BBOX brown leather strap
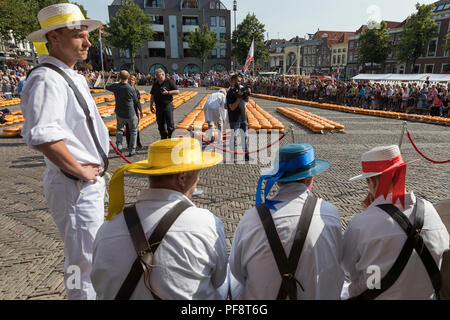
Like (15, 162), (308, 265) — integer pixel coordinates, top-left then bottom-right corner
(115, 201), (192, 300)
(256, 194), (317, 300)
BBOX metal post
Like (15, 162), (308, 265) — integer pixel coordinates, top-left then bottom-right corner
(398, 121), (407, 149)
(289, 124), (295, 143)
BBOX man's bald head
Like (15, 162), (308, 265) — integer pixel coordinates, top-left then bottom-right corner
(119, 70), (130, 82)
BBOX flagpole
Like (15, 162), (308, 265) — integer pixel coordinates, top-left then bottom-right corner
(99, 28), (105, 90)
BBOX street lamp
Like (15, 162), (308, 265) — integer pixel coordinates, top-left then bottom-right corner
(233, 0), (237, 33)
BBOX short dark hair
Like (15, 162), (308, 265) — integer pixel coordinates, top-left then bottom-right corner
(230, 74), (240, 82)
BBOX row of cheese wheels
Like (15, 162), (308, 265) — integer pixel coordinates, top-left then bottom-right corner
(106, 91), (198, 135)
(253, 93), (450, 127)
(2, 91), (197, 137)
(90, 89), (105, 94)
(247, 99), (284, 132)
(0, 97), (21, 107)
(177, 95), (211, 131)
(277, 107), (345, 134)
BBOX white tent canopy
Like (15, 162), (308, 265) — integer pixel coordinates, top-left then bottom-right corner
(352, 73), (450, 83)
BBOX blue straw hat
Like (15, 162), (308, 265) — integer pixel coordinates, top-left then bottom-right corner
(255, 143), (330, 209)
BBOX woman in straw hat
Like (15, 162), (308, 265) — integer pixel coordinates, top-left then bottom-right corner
(20, 3), (109, 300)
(341, 145), (449, 300)
(91, 137), (229, 300)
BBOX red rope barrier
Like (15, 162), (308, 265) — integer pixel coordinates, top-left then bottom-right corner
(198, 132), (287, 155)
(109, 141), (132, 164)
(407, 131), (450, 164)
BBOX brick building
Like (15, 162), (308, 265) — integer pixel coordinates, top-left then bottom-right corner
(108, 0), (231, 74)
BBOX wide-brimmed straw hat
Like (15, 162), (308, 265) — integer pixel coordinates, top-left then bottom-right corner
(256, 143), (329, 209)
(26, 3), (102, 43)
(349, 145), (409, 207)
(349, 145), (404, 182)
(107, 137), (223, 220)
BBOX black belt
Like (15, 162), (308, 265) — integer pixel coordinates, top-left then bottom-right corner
(61, 167), (105, 181)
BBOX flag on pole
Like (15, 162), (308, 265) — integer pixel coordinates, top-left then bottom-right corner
(242, 39), (254, 74)
(98, 28), (103, 64)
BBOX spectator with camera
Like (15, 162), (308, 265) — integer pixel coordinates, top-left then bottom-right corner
(226, 74), (251, 162)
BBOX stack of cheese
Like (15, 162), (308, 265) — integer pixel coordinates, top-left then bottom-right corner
(277, 107), (345, 134)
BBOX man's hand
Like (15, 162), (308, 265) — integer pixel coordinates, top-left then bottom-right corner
(162, 88), (169, 95)
(150, 105), (155, 113)
(140, 110), (144, 118)
(79, 164), (99, 183)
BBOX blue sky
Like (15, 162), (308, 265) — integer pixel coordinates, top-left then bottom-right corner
(75, 0), (437, 40)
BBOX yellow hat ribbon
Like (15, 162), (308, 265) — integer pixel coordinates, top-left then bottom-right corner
(106, 162), (146, 221)
(33, 42), (49, 56)
(40, 11), (86, 29)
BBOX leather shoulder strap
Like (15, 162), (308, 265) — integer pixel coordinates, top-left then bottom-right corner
(353, 199), (441, 300)
(256, 194), (317, 300)
(115, 201), (192, 300)
(28, 63), (109, 172)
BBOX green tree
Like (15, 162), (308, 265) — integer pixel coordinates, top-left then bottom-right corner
(105, 0), (154, 72)
(0, 0), (73, 41)
(358, 21), (390, 72)
(231, 13), (269, 67)
(187, 25), (218, 72)
(397, 3), (438, 70)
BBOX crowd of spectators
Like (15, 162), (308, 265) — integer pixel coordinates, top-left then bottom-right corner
(82, 69), (450, 118)
(0, 68), (27, 99)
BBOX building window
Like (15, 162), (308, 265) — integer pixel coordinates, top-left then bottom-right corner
(183, 64), (200, 74)
(333, 55), (336, 64)
(349, 53), (353, 63)
(209, 1), (215, 9)
(210, 16), (216, 27)
(219, 16), (226, 27)
(147, 0), (163, 8)
(399, 64), (405, 74)
(184, 49), (197, 57)
(219, 33), (226, 42)
(212, 63), (227, 71)
(412, 64), (420, 73)
(211, 48), (217, 58)
(425, 64), (434, 73)
(148, 48), (166, 57)
(220, 48), (226, 58)
(342, 55), (346, 64)
(343, 48), (346, 53)
(181, 0), (198, 9)
(442, 63), (450, 73)
(338, 49), (341, 53)
(353, 54), (358, 63)
(183, 16), (199, 25)
(149, 15), (164, 24)
(333, 49), (337, 53)
(337, 55), (341, 64)
(427, 39), (437, 56)
(152, 32), (165, 41)
(149, 63), (168, 74)
(436, 21), (441, 34)
(446, 40), (450, 57)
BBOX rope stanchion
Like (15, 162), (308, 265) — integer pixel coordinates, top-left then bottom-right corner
(198, 132), (287, 155)
(110, 140), (132, 164)
(407, 131), (450, 164)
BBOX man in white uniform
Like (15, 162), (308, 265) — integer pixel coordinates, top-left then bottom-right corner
(341, 145), (449, 300)
(204, 88), (227, 142)
(20, 4), (109, 300)
(91, 137), (228, 299)
(229, 143), (344, 300)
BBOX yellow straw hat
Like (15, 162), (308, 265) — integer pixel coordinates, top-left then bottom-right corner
(107, 137), (223, 220)
(26, 3), (102, 43)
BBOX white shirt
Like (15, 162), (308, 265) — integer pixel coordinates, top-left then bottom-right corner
(341, 192), (449, 300)
(20, 55), (110, 171)
(91, 188), (228, 300)
(229, 183), (344, 300)
(204, 91), (227, 123)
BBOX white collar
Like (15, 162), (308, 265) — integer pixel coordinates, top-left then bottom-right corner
(137, 188), (196, 207)
(366, 191), (416, 213)
(38, 54), (78, 76)
(270, 182), (310, 205)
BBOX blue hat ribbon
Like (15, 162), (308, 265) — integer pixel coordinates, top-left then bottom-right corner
(255, 149), (315, 210)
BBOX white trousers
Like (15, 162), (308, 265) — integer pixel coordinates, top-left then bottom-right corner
(43, 168), (105, 300)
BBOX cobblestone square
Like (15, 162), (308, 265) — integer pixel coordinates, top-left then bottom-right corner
(0, 87), (449, 299)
